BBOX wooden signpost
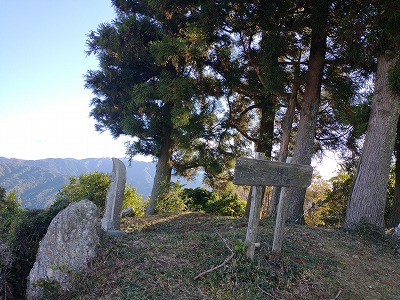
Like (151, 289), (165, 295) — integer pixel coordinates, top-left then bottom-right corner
(233, 154), (313, 258)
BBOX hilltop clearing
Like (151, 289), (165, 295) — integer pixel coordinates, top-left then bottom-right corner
(72, 213), (400, 300)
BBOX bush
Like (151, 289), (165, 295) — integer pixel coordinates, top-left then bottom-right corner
(123, 186), (147, 216)
(182, 187), (210, 212)
(56, 171), (146, 215)
(305, 173), (352, 228)
(183, 187), (246, 217)
(56, 171), (110, 211)
(0, 238), (13, 296)
(0, 187), (23, 243)
(155, 181), (187, 215)
(205, 191), (246, 217)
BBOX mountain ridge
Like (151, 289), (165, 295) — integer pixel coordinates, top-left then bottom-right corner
(0, 157), (202, 209)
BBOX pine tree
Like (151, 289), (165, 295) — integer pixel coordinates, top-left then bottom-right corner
(280, 0), (329, 224)
(343, 0), (400, 229)
(85, 1), (240, 214)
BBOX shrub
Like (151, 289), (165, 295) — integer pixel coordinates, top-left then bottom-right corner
(56, 171), (146, 215)
(0, 187), (22, 240)
(183, 187), (246, 217)
(305, 173), (352, 228)
(123, 186), (147, 216)
(182, 187), (210, 212)
(0, 238), (13, 296)
(154, 181), (187, 215)
(205, 191), (246, 217)
(56, 171), (110, 211)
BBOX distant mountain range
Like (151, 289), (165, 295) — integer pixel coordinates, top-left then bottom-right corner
(0, 157), (202, 209)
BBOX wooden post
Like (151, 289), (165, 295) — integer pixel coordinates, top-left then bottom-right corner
(233, 156), (312, 259)
(272, 186), (289, 258)
(272, 157), (292, 258)
(269, 157), (292, 217)
(245, 152), (265, 260)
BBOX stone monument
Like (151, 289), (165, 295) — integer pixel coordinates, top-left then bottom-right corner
(101, 158), (126, 236)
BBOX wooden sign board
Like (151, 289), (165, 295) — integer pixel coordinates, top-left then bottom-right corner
(233, 157), (313, 188)
(233, 156), (313, 259)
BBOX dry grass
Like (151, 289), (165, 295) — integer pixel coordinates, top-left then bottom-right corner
(71, 213), (400, 300)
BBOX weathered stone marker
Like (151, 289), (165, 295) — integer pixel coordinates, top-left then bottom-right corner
(101, 158), (126, 236)
(233, 156), (313, 258)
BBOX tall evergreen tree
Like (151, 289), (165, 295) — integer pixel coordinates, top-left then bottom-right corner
(280, 0), (329, 224)
(85, 0), (243, 214)
(343, 0), (400, 229)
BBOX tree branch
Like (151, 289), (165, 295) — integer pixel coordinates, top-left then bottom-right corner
(194, 234), (234, 281)
(194, 253), (234, 280)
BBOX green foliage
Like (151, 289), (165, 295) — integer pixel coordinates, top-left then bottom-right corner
(33, 278), (61, 299)
(305, 166), (398, 229)
(153, 185), (246, 217)
(304, 173), (331, 226)
(0, 236), (13, 296)
(182, 187), (210, 212)
(123, 186), (147, 217)
(205, 191), (246, 217)
(154, 181), (187, 215)
(0, 187), (23, 243)
(233, 239), (248, 254)
(307, 172), (353, 228)
(55, 171), (146, 216)
(86, 1), (249, 195)
(183, 187), (246, 217)
(56, 171), (110, 211)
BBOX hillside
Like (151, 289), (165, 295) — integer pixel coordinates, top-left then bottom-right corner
(0, 161), (69, 208)
(70, 213), (400, 300)
(0, 157), (202, 209)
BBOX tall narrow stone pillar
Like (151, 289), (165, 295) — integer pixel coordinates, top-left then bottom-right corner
(101, 158), (126, 236)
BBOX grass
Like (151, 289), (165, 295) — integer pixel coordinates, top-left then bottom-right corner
(68, 212), (400, 300)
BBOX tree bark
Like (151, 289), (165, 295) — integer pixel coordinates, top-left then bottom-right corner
(269, 61), (300, 217)
(146, 125), (173, 215)
(344, 53), (400, 229)
(281, 0), (329, 224)
(257, 93), (275, 156)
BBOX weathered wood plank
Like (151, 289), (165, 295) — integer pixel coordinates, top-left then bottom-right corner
(233, 157), (313, 188)
(244, 152), (265, 261)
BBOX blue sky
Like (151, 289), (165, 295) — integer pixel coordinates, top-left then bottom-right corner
(0, 1), (338, 178)
(0, 1), (130, 159)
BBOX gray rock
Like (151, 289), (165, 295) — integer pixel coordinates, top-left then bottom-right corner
(122, 206), (133, 217)
(27, 199), (101, 299)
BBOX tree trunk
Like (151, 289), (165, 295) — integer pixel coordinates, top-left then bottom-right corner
(257, 93), (275, 156)
(146, 126), (173, 215)
(281, 0), (329, 224)
(344, 53), (400, 229)
(269, 60), (300, 217)
(386, 121), (400, 227)
(244, 93), (274, 218)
